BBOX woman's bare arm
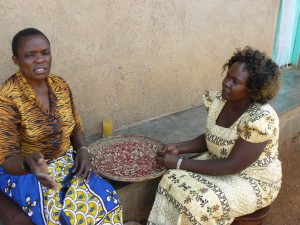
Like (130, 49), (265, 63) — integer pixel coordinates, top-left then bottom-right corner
(164, 133), (208, 155)
(157, 138), (268, 175)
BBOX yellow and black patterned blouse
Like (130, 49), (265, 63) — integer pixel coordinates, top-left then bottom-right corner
(0, 71), (83, 164)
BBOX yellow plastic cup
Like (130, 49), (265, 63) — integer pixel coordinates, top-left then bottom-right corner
(103, 119), (113, 137)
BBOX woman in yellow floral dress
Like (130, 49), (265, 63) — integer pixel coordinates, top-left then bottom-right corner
(0, 28), (122, 225)
(148, 47), (282, 225)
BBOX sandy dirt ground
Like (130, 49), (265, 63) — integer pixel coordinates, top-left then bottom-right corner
(264, 133), (300, 225)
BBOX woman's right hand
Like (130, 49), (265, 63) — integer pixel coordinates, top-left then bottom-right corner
(162, 144), (180, 155)
(25, 152), (57, 190)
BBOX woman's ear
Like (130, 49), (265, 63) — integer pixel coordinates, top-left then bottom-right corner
(12, 55), (19, 67)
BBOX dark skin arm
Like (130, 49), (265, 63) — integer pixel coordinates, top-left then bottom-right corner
(2, 152), (57, 190)
(162, 133), (208, 155)
(156, 137), (268, 175)
(71, 131), (93, 183)
(2, 132), (92, 188)
(0, 134), (90, 225)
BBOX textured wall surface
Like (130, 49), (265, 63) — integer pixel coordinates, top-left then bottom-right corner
(0, 0), (280, 138)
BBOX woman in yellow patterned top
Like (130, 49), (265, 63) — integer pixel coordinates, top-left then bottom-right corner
(148, 47), (282, 225)
(0, 28), (122, 225)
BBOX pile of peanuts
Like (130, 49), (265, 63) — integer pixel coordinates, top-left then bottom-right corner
(92, 139), (165, 179)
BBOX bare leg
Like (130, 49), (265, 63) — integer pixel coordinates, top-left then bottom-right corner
(0, 190), (34, 225)
(124, 222), (142, 225)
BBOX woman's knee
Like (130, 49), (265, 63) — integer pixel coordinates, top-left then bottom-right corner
(0, 191), (34, 225)
(2, 213), (34, 225)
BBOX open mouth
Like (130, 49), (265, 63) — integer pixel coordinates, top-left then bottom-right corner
(33, 68), (47, 73)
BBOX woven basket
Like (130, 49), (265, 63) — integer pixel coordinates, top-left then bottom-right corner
(88, 134), (166, 182)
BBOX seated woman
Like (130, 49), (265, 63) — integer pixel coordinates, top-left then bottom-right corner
(148, 46), (282, 225)
(0, 28), (123, 225)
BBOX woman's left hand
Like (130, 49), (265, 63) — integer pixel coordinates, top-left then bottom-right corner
(73, 147), (93, 183)
(156, 151), (179, 169)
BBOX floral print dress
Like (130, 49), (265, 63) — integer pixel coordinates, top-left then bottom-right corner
(148, 91), (282, 225)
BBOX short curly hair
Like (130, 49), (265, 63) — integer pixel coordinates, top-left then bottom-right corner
(222, 46), (281, 104)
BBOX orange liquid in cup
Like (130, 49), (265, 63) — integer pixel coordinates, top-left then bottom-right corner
(103, 119), (113, 137)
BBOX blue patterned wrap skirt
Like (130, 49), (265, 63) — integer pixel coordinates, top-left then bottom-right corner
(0, 149), (123, 225)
